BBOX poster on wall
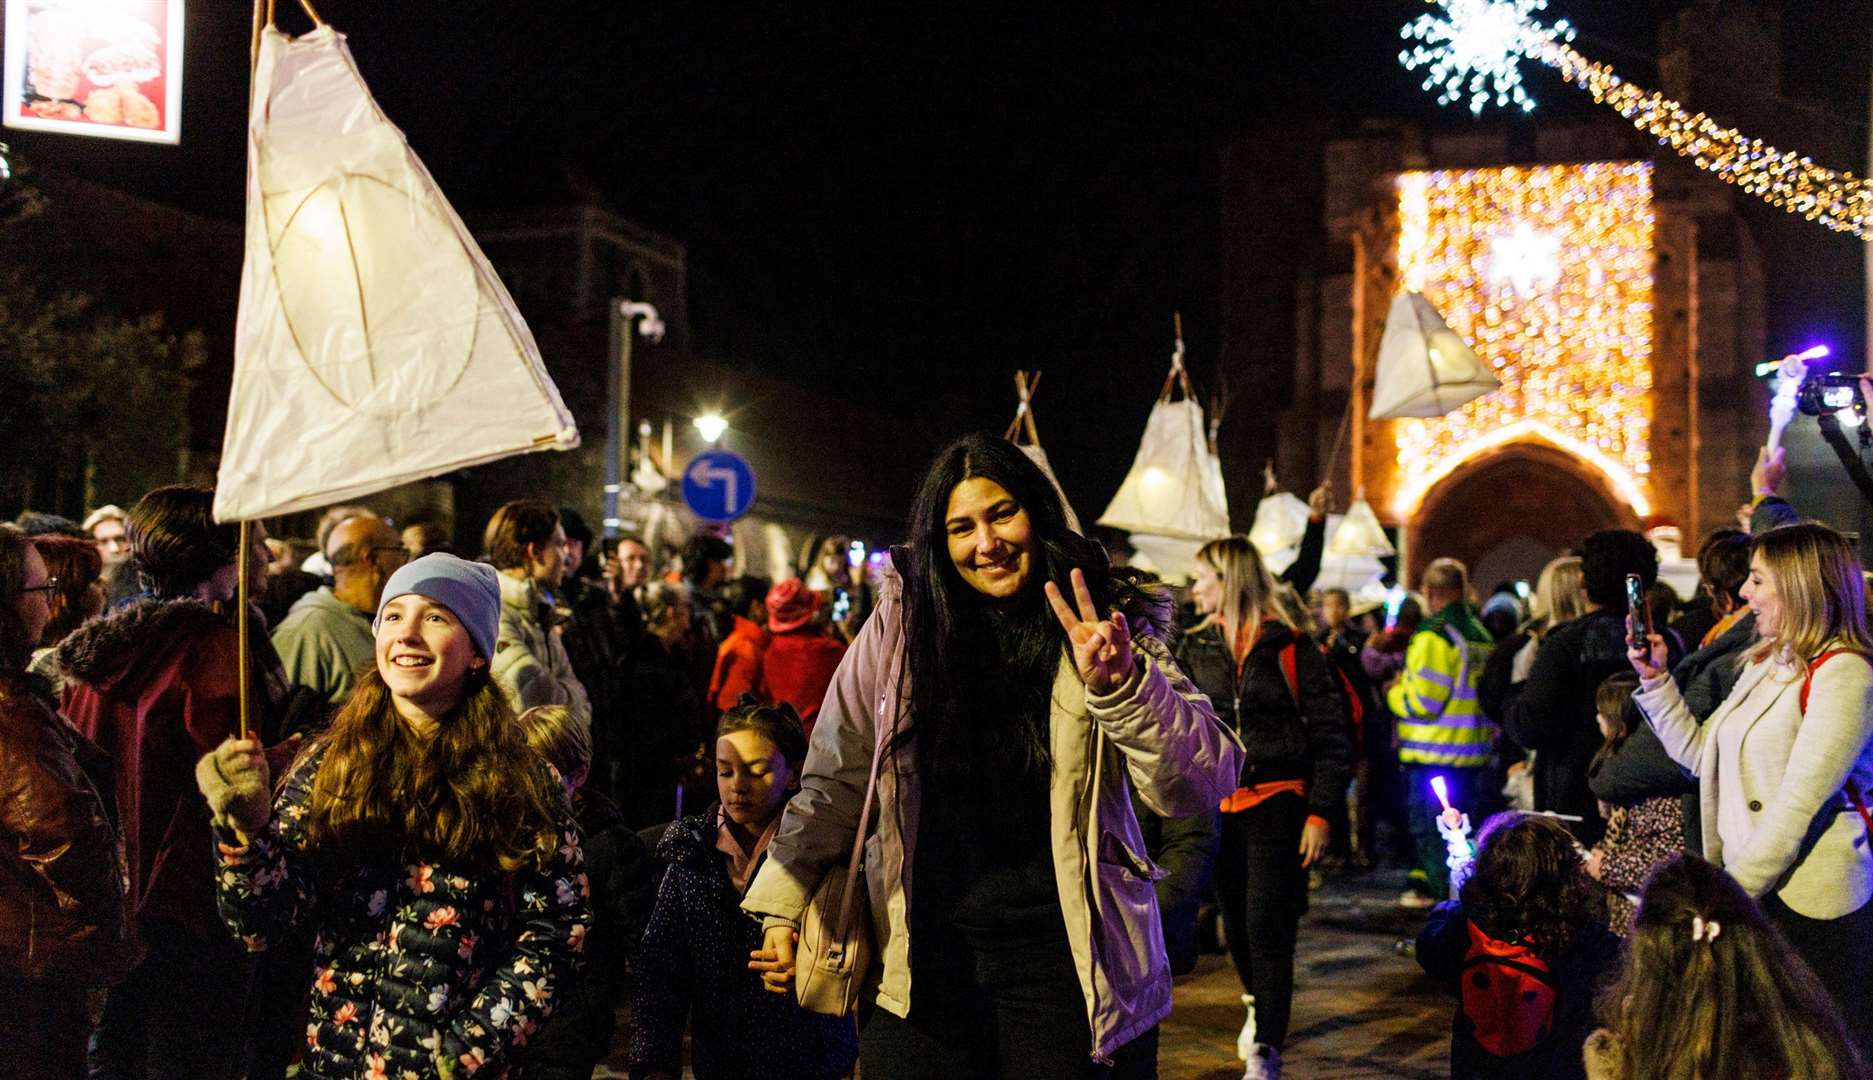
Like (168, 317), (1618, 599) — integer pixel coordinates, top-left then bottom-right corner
(3, 0), (183, 144)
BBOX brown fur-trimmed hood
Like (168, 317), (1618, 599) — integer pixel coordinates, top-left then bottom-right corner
(56, 597), (228, 690)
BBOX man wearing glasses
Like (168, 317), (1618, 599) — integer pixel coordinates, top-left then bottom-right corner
(270, 512), (409, 706)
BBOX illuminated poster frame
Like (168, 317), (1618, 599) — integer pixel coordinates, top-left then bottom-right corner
(3, 0), (184, 144)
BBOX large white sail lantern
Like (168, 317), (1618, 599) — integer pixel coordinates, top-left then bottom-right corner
(1368, 291), (1499, 421)
(215, 23), (578, 522)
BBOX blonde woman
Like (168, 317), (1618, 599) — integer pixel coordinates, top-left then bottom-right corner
(1176, 537), (1352, 1080)
(1629, 523), (1873, 1036)
(1480, 555), (1587, 805)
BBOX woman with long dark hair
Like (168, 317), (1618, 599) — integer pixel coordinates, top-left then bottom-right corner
(742, 433), (1242, 1078)
(195, 554), (591, 1078)
(1175, 536), (1351, 1079)
(0, 524), (132, 1076)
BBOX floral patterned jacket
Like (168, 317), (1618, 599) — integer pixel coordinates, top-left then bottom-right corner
(214, 744), (592, 1079)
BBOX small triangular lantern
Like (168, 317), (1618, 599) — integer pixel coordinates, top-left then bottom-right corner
(1248, 489), (1310, 556)
(1368, 291), (1499, 421)
(1327, 495), (1396, 558)
(216, 22), (578, 522)
(1004, 371), (1080, 531)
(1097, 321), (1229, 542)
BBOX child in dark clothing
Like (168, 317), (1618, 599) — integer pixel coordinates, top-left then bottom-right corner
(1583, 674), (1684, 935)
(628, 698), (858, 1080)
(515, 704), (658, 1079)
(1417, 813), (1619, 1080)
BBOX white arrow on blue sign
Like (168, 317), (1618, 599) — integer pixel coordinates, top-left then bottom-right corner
(681, 449), (757, 523)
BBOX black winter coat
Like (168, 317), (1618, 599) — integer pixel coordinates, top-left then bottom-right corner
(1132, 792), (1220, 977)
(214, 745), (593, 1079)
(517, 787), (657, 1079)
(1504, 611), (1682, 844)
(627, 807), (858, 1080)
(1175, 620), (1352, 820)
(1586, 612), (1754, 856)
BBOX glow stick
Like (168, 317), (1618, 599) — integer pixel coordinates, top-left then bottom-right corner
(1429, 774), (1474, 898)
(1384, 586), (1407, 631)
(1767, 356), (1807, 455)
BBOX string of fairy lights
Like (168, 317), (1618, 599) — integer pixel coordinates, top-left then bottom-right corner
(1400, 0), (1873, 239)
(1389, 162), (1657, 517)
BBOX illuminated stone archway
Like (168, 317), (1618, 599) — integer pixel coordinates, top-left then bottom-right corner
(1406, 442), (1638, 585)
(1355, 161), (1659, 548)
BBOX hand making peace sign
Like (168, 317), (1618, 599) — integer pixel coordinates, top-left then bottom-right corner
(1045, 567), (1136, 696)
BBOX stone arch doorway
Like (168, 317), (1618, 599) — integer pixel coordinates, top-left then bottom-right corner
(1406, 444), (1640, 590)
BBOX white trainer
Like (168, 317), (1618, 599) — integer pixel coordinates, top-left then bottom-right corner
(1235, 993), (1258, 1061)
(1241, 1043), (1282, 1080)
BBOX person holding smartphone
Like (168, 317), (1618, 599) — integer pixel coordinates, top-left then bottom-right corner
(1506, 530), (1675, 845)
(1627, 523), (1873, 1042)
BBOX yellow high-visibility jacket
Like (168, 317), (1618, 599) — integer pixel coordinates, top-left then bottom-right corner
(1386, 608), (1495, 768)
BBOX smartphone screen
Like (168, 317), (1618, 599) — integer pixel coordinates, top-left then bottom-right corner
(1625, 573), (1649, 650)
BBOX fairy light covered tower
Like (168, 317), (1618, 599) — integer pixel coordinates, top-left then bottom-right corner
(1231, 3), (1773, 585)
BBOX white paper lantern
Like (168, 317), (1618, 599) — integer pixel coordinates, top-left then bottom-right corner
(215, 25), (578, 522)
(1326, 495), (1397, 558)
(1248, 489), (1310, 557)
(1368, 291), (1500, 421)
(1098, 399), (1230, 542)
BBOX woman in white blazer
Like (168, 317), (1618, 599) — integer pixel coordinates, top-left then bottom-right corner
(1629, 522), (1873, 1039)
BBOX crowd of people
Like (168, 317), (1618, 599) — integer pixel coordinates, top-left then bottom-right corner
(1, 435), (1871, 1079)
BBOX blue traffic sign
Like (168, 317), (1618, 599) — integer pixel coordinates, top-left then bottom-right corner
(682, 449), (757, 523)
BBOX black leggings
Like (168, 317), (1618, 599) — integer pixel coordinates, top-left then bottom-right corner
(1213, 791), (1310, 1049)
(859, 930), (1157, 1079)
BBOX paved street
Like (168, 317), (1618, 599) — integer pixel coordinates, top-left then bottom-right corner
(597, 869), (1453, 1079)
(1157, 870), (1450, 1079)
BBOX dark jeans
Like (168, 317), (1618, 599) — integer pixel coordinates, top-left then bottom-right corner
(88, 920), (254, 1080)
(0, 975), (90, 1079)
(1212, 791), (1308, 1049)
(1764, 891), (1873, 1054)
(859, 930), (1154, 1079)
(1404, 764), (1485, 899)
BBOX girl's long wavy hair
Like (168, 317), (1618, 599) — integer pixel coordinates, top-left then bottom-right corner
(1458, 812), (1605, 960)
(1597, 853), (1868, 1080)
(305, 667), (564, 871)
(898, 433), (1152, 781)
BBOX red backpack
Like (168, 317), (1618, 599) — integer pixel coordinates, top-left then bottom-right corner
(1458, 919), (1559, 1059)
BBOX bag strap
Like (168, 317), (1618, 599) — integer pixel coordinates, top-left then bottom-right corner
(1279, 641), (1300, 707)
(1798, 650), (1873, 837)
(827, 646), (899, 939)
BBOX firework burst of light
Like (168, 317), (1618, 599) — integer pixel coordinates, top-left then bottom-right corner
(1399, 0), (1576, 116)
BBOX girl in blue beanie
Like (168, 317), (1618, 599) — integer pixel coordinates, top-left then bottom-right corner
(196, 554), (592, 1079)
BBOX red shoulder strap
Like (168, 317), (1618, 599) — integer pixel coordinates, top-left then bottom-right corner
(1279, 642), (1299, 706)
(1800, 651), (1873, 838)
(1801, 649), (1861, 713)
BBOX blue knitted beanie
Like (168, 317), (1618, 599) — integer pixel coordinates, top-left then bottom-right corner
(373, 553), (502, 661)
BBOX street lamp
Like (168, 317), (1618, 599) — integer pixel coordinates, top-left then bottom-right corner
(606, 300), (665, 537)
(693, 412), (728, 443)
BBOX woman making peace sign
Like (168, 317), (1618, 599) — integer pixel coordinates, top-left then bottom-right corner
(742, 433), (1243, 1078)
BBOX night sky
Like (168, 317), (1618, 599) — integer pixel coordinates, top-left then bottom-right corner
(8, 1), (1871, 520)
